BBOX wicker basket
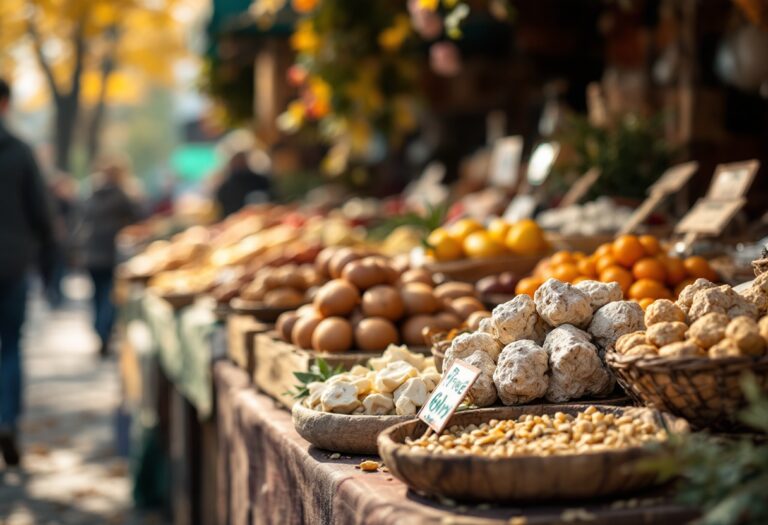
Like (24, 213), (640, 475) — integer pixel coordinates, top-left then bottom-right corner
(606, 352), (768, 431)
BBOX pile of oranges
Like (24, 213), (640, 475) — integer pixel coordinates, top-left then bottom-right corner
(426, 218), (549, 262)
(515, 234), (718, 309)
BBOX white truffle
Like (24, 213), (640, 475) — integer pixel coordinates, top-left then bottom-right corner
(493, 340), (549, 405)
(320, 382), (361, 414)
(373, 361), (418, 393)
(740, 272), (768, 315)
(362, 393), (394, 415)
(492, 295), (539, 344)
(676, 278), (716, 314)
(534, 278), (594, 328)
(478, 317), (497, 337)
(646, 321), (687, 347)
(393, 377), (429, 407)
(462, 350), (498, 407)
(574, 280), (623, 311)
(644, 299), (686, 326)
(443, 332), (502, 370)
(588, 301), (645, 351)
(544, 326), (613, 402)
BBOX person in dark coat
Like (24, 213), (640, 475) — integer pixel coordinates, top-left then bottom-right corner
(0, 79), (56, 466)
(80, 157), (142, 357)
(214, 150), (272, 217)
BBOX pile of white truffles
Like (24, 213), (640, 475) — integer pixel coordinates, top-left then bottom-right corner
(302, 345), (440, 416)
(443, 278), (645, 406)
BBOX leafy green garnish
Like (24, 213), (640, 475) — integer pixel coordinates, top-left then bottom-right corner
(288, 358), (347, 399)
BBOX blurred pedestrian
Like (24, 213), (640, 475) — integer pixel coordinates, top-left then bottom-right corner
(214, 149), (272, 217)
(0, 78), (56, 466)
(47, 172), (78, 308)
(79, 155), (142, 357)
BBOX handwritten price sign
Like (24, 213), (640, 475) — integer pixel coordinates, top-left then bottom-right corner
(418, 360), (480, 434)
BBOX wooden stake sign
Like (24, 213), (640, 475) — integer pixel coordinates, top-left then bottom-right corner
(489, 136), (524, 188)
(618, 161), (699, 235)
(418, 360), (480, 434)
(675, 198), (747, 236)
(559, 168), (601, 208)
(706, 160), (760, 201)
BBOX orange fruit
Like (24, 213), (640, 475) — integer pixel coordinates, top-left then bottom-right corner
(596, 254), (618, 274)
(632, 257), (667, 282)
(628, 278), (672, 300)
(612, 235), (646, 268)
(550, 251), (575, 266)
(572, 276), (591, 284)
(426, 228), (463, 261)
(595, 243), (614, 258)
(683, 256), (717, 281)
(577, 257), (597, 278)
(662, 256), (688, 286)
(674, 278), (695, 298)
(638, 235), (661, 256)
(516, 277), (543, 297)
(448, 218), (483, 243)
(599, 265), (633, 295)
(638, 298), (655, 310)
(552, 263), (580, 283)
(463, 231), (505, 259)
(572, 251), (587, 261)
(506, 219), (548, 256)
(487, 218), (511, 245)
(532, 259), (552, 279)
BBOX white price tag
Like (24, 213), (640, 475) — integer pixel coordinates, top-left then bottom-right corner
(418, 360), (481, 434)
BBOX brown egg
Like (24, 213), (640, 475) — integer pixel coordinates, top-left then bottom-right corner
(450, 296), (486, 320)
(263, 287), (305, 308)
(276, 311), (299, 341)
(401, 282), (439, 316)
(390, 254), (410, 274)
(361, 285), (404, 321)
(355, 318), (399, 351)
(399, 268), (434, 286)
(349, 308), (366, 328)
(328, 248), (363, 279)
(466, 310), (492, 331)
(315, 247), (338, 278)
(433, 311), (462, 331)
(401, 315), (436, 346)
(291, 314), (323, 349)
(341, 257), (389, 290)
(312, 317), (353, 353)
(296, 304), (319, 317)
(314, 279), (360, 316)
(434, 282), (477, 301)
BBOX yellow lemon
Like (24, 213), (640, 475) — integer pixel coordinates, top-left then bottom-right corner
(426, 228), (463, 261)
(486, 217), (511, 245)
(462, 231), (506, 259)
(505, 219), (547, 256)
(447, 218), (483, 243)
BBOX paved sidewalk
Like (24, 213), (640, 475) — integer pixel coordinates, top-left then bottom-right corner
(0, 278), (164, 525)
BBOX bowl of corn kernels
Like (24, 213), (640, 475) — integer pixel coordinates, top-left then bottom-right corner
(377, 404), (688, 502)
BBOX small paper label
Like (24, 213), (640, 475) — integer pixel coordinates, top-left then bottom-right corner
(706, 160), (759, 201)
(648, 161), (698, 195)
(418, 360), (481, 434)
(489, 136), (524, 188)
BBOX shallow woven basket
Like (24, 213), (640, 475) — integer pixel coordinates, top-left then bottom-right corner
(606, 352), (768, 431)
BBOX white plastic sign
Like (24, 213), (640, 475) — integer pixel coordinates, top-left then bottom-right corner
(418, 360), (480, 434)
(489, 136), (523, 188)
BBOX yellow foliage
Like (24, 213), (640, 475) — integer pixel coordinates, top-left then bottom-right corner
(0, 0), (194, 105)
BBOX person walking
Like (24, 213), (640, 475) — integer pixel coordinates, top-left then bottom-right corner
(0, 78), (56, 466)
(79, 156), (142, 357)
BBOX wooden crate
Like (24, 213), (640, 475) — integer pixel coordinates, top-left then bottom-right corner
(226, 314), (271, 376)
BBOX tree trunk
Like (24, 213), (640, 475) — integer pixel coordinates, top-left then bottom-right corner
(86, 25), (119, 166)
(54, 96), (79, 173)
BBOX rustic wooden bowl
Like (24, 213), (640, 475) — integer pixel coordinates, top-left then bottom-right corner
(158, 291), (197, 310)
(423, 254), (545, 283)
(292, 403), (411, 455)
(378, 405), (688, 503)
(229, 297), (302, 322)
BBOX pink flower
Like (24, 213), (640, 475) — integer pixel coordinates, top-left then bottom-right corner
(430, 41), (462, 77)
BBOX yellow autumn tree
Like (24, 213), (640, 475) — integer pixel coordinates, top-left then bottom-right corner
(0, 0), (194, 171)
